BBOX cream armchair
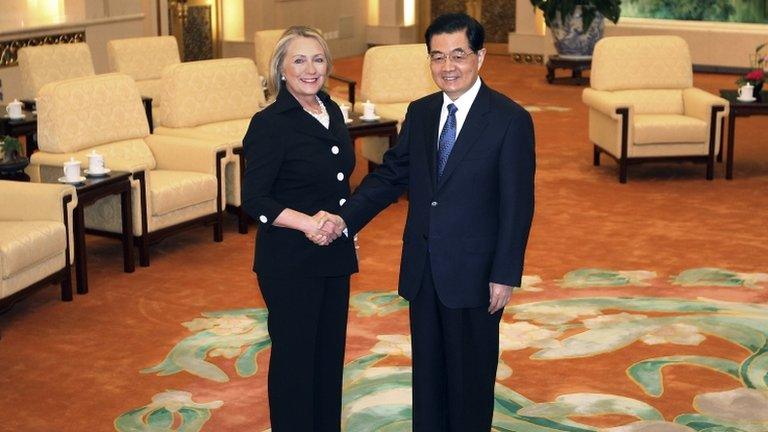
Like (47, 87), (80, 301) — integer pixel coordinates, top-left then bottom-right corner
(107, 36), (181, 128)
(28, 73), (226, 267)
(0, 181), (76, 309)
(154, 58), (263, 234)
(582, 36), (728, 183)
(17, 42), (95, 109)
(357, 43), (438, 170)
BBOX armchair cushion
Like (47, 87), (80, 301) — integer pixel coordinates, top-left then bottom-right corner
(360, 44), (438, 104)
(590, 36), (693, 91)
(0, 222), (65, 279)
(612, 89), (684, 114)
(159, 58), (263, 128)
(17, 43), (95, 100)
(253, 29), (284, 81)
(107, 36), (180, 82)
(634, 115), (707, 145)
(37, 74), (150, 153)
(149, 171), (218, 216)
(193, 119), (250, 139)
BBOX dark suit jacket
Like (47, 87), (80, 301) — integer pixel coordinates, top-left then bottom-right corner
(242, 87), (358, 277)
(340, 81), (535, 308)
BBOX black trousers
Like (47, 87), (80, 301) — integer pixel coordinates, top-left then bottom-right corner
(257, 274), (350, 432)
(410, 259), (503, 432)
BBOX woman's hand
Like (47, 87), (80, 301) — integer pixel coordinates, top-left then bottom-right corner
(304, 211), (345, 246)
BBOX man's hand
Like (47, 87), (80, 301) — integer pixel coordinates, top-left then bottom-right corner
(488, 282), (514, 314)
(305, 211), (347, 246)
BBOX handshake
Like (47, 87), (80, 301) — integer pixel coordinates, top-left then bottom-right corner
(306, 210), (346, 246)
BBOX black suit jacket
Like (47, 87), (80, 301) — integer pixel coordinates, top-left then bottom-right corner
(242, 87), (358, 277)
(340, 81), (535, 308)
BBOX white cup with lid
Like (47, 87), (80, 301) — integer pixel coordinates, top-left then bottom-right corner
(87, 150), (105, 175)
(63, 157), (82, 182)
(5, 99), (23, 119)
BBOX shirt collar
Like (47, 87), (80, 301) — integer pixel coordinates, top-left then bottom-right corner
(441, 77), (482, 113)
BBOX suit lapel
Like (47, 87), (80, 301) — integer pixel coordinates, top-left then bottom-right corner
(437, 84), (490, 190)
(423, 94), (442, 191)
(274, 87), (341, 144)
(287, 109), (341, 143)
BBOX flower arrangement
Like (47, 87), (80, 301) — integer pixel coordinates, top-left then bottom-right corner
(736, 43), (767, 91)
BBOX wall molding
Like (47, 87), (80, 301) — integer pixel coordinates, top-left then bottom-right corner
(0, 31), (86, 68)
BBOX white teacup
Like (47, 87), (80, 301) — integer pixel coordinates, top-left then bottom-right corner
(339, 104), (350, 122)
(63, 158), (82, 182)
(88, 150), (105, 174)
(5, 99), (23, 119)
(738, 83), (755, 100)
(362, 100), (376, 119)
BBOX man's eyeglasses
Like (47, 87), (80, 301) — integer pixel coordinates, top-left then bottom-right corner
(429, 49), (476, 65)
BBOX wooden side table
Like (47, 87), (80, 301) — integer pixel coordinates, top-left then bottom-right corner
(347, 115), (398, 172)
(719, 89), (768, 179)
(546, 55), (591, 85)
(0, 108), (38, 155)
(49, 171), (135, 294)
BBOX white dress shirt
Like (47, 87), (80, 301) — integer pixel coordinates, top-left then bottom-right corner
(436, 77), (482, 148)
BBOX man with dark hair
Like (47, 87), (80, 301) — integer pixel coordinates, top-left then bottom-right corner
(321, 12), (535, 431)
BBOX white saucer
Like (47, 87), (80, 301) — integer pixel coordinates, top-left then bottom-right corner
(85, 168), (111, 177)
(58, 176), (86, 184)
(359, 115), (381, 121)
(737, 96), (756, 102)
(344, 118), (353, 124)
(3, 114), (25, 120)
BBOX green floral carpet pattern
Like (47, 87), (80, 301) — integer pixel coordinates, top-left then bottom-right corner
(116, 268), (768, 432)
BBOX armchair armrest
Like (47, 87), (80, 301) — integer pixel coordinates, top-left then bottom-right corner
(683, 88), (729, 122)
(144, 134), (227, 174)
(0, 181), (76, 223)
(29, 152), (147, 175)
(582, 88), (632, 119)
(328, 73), (357, 106)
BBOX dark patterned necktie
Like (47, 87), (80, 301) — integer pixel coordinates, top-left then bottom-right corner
(437, 103), (458, 177)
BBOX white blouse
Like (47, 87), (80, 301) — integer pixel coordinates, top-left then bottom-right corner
(304, 95), (329, 129)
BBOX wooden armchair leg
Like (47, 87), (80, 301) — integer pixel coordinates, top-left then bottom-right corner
(61, 265), (73, 302)
(619, 160), (628, 184)
(214, 213), (224, 242)
(238, 207), (249, 234)
(593, 145), (600, 166)
(138, 236), (150, 267)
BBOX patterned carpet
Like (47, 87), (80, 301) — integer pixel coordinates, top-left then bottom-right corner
(1, 55), (767, 431)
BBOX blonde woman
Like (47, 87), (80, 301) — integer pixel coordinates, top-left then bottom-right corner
(241, 26), (357, 431)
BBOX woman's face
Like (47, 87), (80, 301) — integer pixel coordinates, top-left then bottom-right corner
(281, 36), (327, 102)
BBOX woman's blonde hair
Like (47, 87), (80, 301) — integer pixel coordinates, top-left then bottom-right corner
(268, 26), (333, 98)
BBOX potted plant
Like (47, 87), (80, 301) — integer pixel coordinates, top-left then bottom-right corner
(0, 136), (22, 163)
(736, 42), (766, 94)
(530, 0), (622, 58)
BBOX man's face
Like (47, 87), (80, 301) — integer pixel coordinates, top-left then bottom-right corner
(428, 31), (485, 100)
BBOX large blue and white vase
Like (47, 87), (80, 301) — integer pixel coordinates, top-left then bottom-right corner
(550, 6), (605, 59)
